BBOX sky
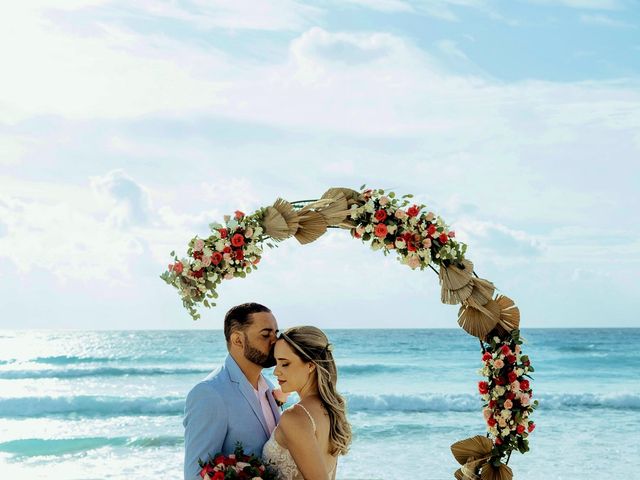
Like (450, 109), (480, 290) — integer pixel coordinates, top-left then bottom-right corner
(0, 0), (638, 330)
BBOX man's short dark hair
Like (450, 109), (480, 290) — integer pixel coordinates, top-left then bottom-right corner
(224, 302), (271, 343)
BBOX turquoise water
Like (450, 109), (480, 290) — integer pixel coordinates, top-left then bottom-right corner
(0, 329), (639, 479)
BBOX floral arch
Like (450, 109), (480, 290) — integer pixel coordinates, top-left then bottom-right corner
(161, 186), (537, 480)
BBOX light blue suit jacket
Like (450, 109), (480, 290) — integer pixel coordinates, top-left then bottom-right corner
(183, 355), (282, 480)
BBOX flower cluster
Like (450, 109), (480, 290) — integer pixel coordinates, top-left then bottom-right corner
(199, 443), (278, 480)
(477, 330), (538, 460)
(348, 187), (467, 269)
(161, 210), (267, 320)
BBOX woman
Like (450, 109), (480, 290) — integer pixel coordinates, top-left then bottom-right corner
(263, 326), (352, 480)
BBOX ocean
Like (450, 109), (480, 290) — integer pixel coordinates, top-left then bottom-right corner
(0, 328), (638, 479)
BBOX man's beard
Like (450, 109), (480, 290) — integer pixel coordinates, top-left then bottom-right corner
(243, 336), (276, 368)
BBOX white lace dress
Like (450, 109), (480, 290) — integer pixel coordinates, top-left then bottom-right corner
(262, 404), (336, 480)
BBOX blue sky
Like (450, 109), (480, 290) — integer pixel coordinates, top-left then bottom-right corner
(0, 0), (638, 330)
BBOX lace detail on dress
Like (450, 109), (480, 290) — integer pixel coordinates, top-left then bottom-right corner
(262, 404), (335, 480)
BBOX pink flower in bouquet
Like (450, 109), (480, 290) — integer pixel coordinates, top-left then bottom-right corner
(493, 359), (505, 369)
(422, 238), (432, 248)
(201, 256), (212, 267)
(272, 388), (289, 406)
(510, 381), (520, 392)
(356, 225), (366, 236)
(224, 272), (234, 280)
(173, 262), (183, 274)
(483, 407), (492, 419)
(504, 399), (513, 409)
(244, 227), (254, 237)
(194, 239), (205, 251)
(448, 231), (456, 238)
(520, 394), (531, 406)
(425, 211), (435, 221)
(407, 255), (420, 269)
(223, 253), (232, 262)
(379, 196), (390, 205)
(394, 209), (407, 220)
(498, 417), (507, 428)
(234, 210), (245, 220)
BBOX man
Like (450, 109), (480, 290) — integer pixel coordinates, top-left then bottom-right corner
(183, 303), (281, 480)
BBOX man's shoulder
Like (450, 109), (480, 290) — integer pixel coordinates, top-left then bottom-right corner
(187, 365), (229, 398)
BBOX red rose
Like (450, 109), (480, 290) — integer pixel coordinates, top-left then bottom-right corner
(407, 205), (420, 217)
(516, 425), (525, 434)
(495, 376), (506, 386)
(482, 352), (492, 362)
(231, 233), (245, 247)
(506, 392), (515, 400)
(212, 472), (225, 480)
(495, 437), (502, 445)
(488, 400), (496, 408)
(427, 224), (437, 236)
(193, 251), (203, 260)
(374, 223), (388, 238)
(501, 345), (511, 356)
(200, 464), (215, 478)
(520, 379), (530, 391)
(213, 455), (225, 466)
(218, 228), (228, 239)
(528, 422), (536, 432)
(438, 233), (448, 244)
(211, 252), (223, 265)
(487, 417), (497, 427)
(223, 246), (231, 254)
(407, 241), (416, 252)
(353, 229), (361, 239)
(478, 381), (489, 395)
(234, 210), (245, 220)
(506, 354), (517, 364)
(173, 262), (183, 274)
(508, 371), (517, 383)
(191, 269), (204, 278)
(235, 249), (244, 260)
(374, 209), (387, 222)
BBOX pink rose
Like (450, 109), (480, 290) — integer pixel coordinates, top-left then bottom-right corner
(498, 417), (507, 428)
(194, 239), (205, 251)
(422, 238), (432, 248)
(407, 255), (420, 269)
(483, 407), (492, 419)
(504, 399), (513, 409)
(510, 381), (520, 392)
(272, 388), (289, 406)
(493, 359), (504, 369)
(394, 209), (407, 220)
(224, 272), (234, 280)
(244, 227), (254, 238)
(520, 394), (530, 406)
(379, 196), (389, 206)
(356, 225), (366, 236)
(425, 212), (435, 222)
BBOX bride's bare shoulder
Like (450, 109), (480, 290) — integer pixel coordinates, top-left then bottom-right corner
(278, 404), (315, 435)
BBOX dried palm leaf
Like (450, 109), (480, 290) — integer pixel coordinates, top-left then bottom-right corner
(440, 259), (474, 291)
(262, 206), (291, 241)
(272, 198), (300, 235)
(458, 300), (501, 339)
(321, 187), (362, 204)
(480, 463), (513, 480)
(495, 294), (521, 333)
(455, 467), (481, 480)
(451, 435), (493, 465)
(468, 278), (496, 307)
(441, 282), (473, 305)
(316, 194), (349, 226)
(294, 210), (327, 244)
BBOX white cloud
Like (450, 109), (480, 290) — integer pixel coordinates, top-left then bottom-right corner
(526, 0), (623, 9)
(436, 39), (469, 60)
(579, 13), (634, 27)
(90, 170), (152, 227)
(340, 0), (414, 13)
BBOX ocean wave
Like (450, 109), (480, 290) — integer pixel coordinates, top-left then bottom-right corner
(0, 396), (184, 418)
(1, 391), (638, 419)
(0, 436), (183, 457)
(346, 392), (640, 413)
(0, 366), (210, 379)
(338, 364), (411, 375)
(31, 355), (118, 365)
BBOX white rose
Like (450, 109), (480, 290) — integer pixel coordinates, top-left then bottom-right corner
(501, 427), (511, 437)
(215, 240), (225, 251)
(365, 225), (373, 233)
(386, 224), (397, 234)
(395, 239), (406, 249)
(379, 196), (389, 206)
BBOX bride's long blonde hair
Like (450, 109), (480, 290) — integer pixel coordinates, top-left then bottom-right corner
(279, 326), (352, 456)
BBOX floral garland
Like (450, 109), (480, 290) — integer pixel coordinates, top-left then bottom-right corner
(478, 330), (537, 466)
(162, 186), (536, 480)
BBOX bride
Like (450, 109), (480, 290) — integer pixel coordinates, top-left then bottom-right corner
(263, 326), (352, 480)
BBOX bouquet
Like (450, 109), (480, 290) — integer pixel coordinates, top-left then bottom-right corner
(199, 442), (278, 480)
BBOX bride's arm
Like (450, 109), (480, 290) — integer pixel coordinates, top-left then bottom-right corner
(277, 408), (329, 480)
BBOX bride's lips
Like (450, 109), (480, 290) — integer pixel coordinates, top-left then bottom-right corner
(278, 380), (286, 385)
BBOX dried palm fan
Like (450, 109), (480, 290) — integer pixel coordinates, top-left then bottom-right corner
(451, 436), (493, 466)
(316, 193), (350, 226)
(441, 281), (474, 305)
(294, 210), (327, 244)
(455, 468), (480, 480)
(480, 463), (512, 480)
(321, 187), (362, 205)
(262, 206), (291, 241)
(440, 259), (474, 291)
(493, 294), (521, 335)
(468, 278), (496, 306)
(272, 198), (300, 236)
(458, 299), (501, 339)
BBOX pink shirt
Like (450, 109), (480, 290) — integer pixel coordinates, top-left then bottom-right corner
(254, 375), (277, 435)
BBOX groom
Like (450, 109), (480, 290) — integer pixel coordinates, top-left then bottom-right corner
(183, 302), (282, 480)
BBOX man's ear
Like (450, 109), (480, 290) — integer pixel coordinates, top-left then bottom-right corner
(230, 331), (244, 348)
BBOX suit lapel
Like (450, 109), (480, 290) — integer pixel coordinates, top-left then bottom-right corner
(225, 355), (270, 438)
